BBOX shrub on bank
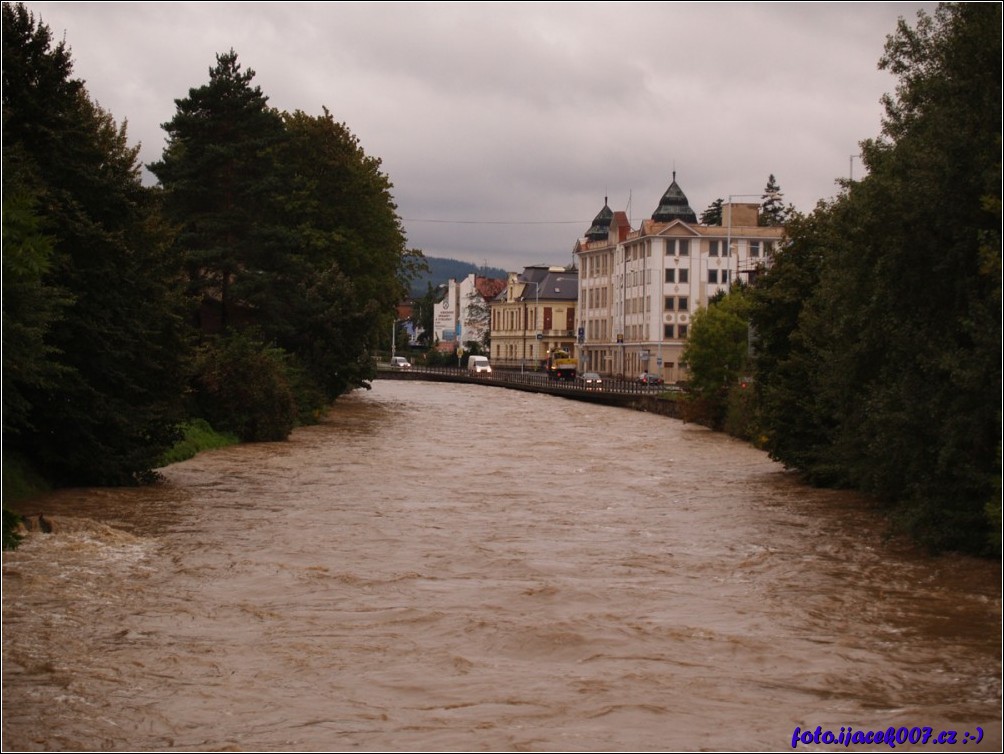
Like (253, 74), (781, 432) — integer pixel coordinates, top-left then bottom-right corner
(158, 419), (239, 466)
(192, 332), (298, 443)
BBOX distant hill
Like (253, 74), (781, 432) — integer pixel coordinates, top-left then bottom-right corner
(407, 256), (509, 298)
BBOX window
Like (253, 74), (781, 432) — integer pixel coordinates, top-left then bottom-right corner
(679, 269), (689, 284)
(722, 270), (730, 284)
(709, 270), (719, 284)
(678, 296), (688, 311)
(679, 239), (690, 256)
(543, 307), (552, 330)
(750, 241), (761, 258)
(678, 324), (688, 339)
(709, 240), (720, 257)
(664, 324), (674, 339)
(665, 268), (675, 284)
(664, 297), (674, 311)
(666, 239), (675, 255)
(765, 241), (775, 257)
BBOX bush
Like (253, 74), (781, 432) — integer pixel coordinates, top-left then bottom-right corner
(192, 332), (298, 442)
(157, 419), (239, 466)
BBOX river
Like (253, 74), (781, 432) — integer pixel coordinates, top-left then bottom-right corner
(2, 380), (1000, 751)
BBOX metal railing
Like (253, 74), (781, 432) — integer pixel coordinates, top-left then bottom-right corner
(377, 364), (679, 397)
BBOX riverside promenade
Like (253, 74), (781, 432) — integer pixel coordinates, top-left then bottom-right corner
(375, 365), (682, 416)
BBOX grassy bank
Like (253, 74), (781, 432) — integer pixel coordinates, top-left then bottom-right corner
(157, 419), (239, 466)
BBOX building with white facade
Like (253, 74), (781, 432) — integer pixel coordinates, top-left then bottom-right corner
(432, 274), (506, 353)
(574, 176), (784, 382)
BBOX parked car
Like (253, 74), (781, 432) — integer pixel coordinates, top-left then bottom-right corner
(638, 372), (664, 386)
(578, 371), (603, 390)
(389, 356), (411, 368)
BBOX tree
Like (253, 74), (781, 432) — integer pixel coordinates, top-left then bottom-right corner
(1, 4), (189, 483)
(748, 3), (1001, 553)
(748, 209), (834, 478)
(411, 284), (441, 347)
(700, 197), (723, 226)
(463, 288), (491, 353)
(681, 285), (751, 429)
(758, 174), (789, 226)
(273, 108), (410, 396)
(1, 144), (68, 437)
(150, 50), (286, 332)
(2, 2), (190, 484)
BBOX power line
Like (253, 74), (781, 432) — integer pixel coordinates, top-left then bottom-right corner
(401, 217), (588, 226)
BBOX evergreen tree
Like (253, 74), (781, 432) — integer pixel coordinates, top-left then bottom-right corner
(700, 197), (723, 225)
(2, 3), (189, 484)
(759, 174), (788, 226)
(150, 50), (286, 332)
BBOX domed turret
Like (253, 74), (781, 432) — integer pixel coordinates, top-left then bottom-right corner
(585, 197), (614, 241)
(652, 172), (697, 224)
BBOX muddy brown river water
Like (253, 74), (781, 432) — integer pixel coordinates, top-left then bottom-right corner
(2, 380), (1000, 751)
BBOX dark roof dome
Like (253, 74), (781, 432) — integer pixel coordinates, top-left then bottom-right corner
(652, 172), (697, 224)
(585, 197), (614, 241)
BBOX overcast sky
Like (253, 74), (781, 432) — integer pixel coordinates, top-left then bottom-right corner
(29, 1), (936, 271)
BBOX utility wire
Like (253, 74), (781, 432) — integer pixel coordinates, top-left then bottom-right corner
(401, 218), (588, 225)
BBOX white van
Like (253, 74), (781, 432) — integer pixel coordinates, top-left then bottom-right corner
(389, 356), (411, 369)
(467, 355), (491, 374)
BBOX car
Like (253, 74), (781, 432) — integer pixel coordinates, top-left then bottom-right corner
(578, 371), (603, 390)
(389, 356), (411, 369)
(638, 372), (664, 386)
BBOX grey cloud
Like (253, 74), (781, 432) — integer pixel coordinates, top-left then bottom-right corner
(31, 1), (937, 270)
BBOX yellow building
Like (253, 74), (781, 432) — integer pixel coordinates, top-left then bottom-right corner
(490, 265), (578, 370)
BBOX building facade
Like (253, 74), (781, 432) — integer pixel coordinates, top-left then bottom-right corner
(490, 265), (578, 369)
(431, 273), (506, 353)
(574, 176), (784, 382)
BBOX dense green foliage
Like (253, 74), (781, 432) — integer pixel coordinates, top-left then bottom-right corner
(748, 3), (1001, 554)
(191, 332), (297, 442)
(1, 6), (418, 500)
(3, 3), (190, 485)
(681, 285), (752, 429)
(151, 57), (414, 420)
(157, 420), (239, 467)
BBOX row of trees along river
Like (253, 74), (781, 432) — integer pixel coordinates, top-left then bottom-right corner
(2, 3), (1000, 556)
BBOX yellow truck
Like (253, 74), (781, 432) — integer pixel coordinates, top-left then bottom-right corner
(545, 348), (577, 381)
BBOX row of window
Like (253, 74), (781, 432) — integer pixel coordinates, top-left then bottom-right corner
(664, 268), (690, 284)
(616, 237), (775, 261)
(708, 269), (731, 285)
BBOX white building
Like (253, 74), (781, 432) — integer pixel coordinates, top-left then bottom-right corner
(433, 274), (507, 353)
(574, 176), (784, 382)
